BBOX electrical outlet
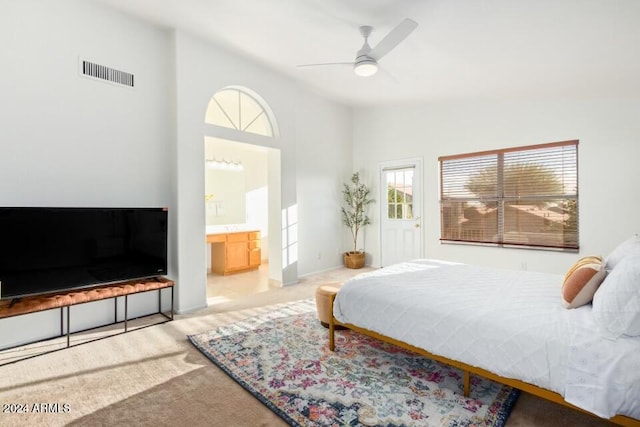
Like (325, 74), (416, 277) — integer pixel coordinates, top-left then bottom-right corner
(521, 262), (528, 271)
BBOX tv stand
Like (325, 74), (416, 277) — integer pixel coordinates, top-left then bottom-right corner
(0, 277), (174, 366)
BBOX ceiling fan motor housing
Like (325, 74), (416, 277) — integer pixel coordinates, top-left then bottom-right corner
(354, 28), (377, 77)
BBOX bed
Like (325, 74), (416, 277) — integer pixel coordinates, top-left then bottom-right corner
(328, 258), (640, 426)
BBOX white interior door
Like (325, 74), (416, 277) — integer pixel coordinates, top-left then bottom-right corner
(380, 159), (423, 267)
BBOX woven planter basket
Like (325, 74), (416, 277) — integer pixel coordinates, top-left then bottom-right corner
(343, 251), (365, 269)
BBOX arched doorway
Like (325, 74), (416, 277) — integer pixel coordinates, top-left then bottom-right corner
(203, 86), (282, 305)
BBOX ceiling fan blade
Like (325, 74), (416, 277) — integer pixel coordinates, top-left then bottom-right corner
(296, 62), (354, 68)
(369, 18), (418, 60)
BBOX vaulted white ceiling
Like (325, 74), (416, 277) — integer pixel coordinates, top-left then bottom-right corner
(95, 0), (640, 106)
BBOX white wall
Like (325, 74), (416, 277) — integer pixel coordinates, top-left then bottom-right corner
(0, 0), (353, 348)
(0, 0), (173, 207)
(0, 0), (174, 348)
(205, 168), (246, 225)
(353, 98), (640, 274)
(295, 92), (354, 274)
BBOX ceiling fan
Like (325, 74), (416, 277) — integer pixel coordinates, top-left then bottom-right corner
(297, 18), (418, 77)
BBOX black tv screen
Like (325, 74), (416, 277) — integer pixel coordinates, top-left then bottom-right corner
(0, 207), (168, 300)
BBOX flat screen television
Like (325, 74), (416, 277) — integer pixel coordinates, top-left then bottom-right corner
(0, 207), (168, 300)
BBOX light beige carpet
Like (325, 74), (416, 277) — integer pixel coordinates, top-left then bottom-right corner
(0, 268), (614, 427)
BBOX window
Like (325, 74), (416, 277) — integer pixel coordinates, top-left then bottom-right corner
(385, 168), (414, 220)
(439, 140), (578, 250)
(205, 88), (273, 137)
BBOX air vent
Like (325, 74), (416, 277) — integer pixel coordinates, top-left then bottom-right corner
(81, 60), (134, 87)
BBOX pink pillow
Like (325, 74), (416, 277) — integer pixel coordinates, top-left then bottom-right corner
(562, 256), (606, 308)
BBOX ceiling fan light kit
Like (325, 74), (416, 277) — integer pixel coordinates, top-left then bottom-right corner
(354, 58), (378, 77)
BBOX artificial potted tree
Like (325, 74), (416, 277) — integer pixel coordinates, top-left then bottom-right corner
(341, 172), (374, 269)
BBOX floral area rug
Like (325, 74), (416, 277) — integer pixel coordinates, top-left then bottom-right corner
(188, 299), (519, 427)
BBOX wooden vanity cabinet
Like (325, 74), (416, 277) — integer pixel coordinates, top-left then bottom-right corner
(207, 230), (261, 275)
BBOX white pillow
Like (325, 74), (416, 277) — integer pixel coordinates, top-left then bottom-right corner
(592, 255), (640, 338)
(605, 234), (640, 272)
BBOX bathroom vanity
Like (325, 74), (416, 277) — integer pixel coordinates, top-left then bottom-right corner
(206, 228), (261, 275)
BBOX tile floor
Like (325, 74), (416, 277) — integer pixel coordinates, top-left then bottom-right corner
(206, 263), (278, 306)
(206, 262), (377, 307)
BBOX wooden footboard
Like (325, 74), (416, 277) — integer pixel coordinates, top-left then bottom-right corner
(328, 294), (639, 427)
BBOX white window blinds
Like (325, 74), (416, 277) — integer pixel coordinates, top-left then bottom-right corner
(439, 140), (578, 250)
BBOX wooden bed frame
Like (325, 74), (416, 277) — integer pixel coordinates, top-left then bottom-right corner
(327, 294), (639, 427)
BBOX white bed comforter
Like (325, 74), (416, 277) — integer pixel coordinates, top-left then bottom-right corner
(333, 259), (640, 419)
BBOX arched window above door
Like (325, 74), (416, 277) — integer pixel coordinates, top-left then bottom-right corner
(205, 87), (274, 137)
